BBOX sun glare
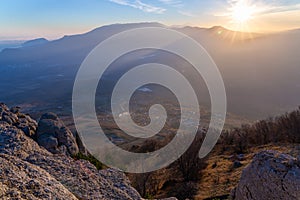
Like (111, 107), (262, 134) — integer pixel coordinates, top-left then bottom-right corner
(230, 1), (256, 24)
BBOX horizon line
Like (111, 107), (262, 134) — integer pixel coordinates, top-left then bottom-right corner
(1, 22), (299, 41)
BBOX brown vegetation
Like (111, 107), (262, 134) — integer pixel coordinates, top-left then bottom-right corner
(129, 107), (300, 199)
(220, 107), (300, 154)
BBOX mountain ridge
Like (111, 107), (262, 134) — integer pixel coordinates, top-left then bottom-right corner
(0, 22), (299, 120)
(0, 22), (266, 54)
(22, 38), (49, 47)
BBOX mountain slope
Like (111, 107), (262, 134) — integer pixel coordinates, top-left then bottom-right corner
(22, 38), (49, 47)
(0, 23), (299, 120)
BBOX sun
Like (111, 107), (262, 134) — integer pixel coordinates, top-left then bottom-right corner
(232, 5), (253, 23)
(230, 1), (256, 24)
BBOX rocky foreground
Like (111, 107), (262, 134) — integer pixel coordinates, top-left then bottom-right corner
(232, 150), (300, 200)
(0, 103), (299, 200)
(0, 103), (144, 199)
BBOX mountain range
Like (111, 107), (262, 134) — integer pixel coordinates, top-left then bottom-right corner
(0, 22), (299, 120)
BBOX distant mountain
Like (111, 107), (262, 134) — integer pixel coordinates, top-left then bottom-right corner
(176, 25), (262, 42)
(22, 38), (49, 47)
(0, 40), (24, 52)
(0, 38), (48, 52)
(0, 22), (299, 120)
(0, 22), (165, 65)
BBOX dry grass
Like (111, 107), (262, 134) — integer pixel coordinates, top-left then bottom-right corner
(194, 144), (300, 200)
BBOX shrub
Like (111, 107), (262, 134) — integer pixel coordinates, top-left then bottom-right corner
(72, 152), (105, 170)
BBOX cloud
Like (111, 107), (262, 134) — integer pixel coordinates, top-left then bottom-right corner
(257, 3), (300, 15)
(158, 0), (183, 7)
(217, 1), (300, 18)
(109, 0), (166, 14)
(178, 10), (197, 17)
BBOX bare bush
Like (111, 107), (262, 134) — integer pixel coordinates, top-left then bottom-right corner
(220, 107), (300, 154)
(176, 130), (207, 181)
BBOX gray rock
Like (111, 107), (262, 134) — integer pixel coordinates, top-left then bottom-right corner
(10, 106), (20, 114)
(0, 103), (9, 113)
(0, 103), (37, 137)
(2, 112), (18, 125)
(40, 112), (58, 120)
(36, 112), (79, 156)
(0, 123), (50, 158)
(17, 114), (38, 137)
(232, 150), (300, 200)
(0, 153), (77, 200)
(38, 135), (59, 153)
(0, 117), (143, 200)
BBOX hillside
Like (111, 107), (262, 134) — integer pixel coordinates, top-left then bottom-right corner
(0, 23), (299, 121)
(22, 38), (49, 47)
(0, 102), (299, 199)
(126, 107), (300, 199)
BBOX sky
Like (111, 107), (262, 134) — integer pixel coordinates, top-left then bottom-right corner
(1, 0), (300, 40)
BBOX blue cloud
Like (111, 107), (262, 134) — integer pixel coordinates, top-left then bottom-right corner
(109, 0), (166, 13)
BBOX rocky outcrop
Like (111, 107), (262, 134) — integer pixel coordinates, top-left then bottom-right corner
(0, 103), (37, 137)
(36, 112), (79, 155)
(232, 150), (300, 200)
(0, 154), (77, 200)
(0, 104), (143, 200)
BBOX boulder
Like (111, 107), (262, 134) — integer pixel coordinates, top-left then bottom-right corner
(0, 103), (176, 199)
(36, 112), (79, 155)
(0, 112), (143, 200)
(232, 150), (300, 200)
